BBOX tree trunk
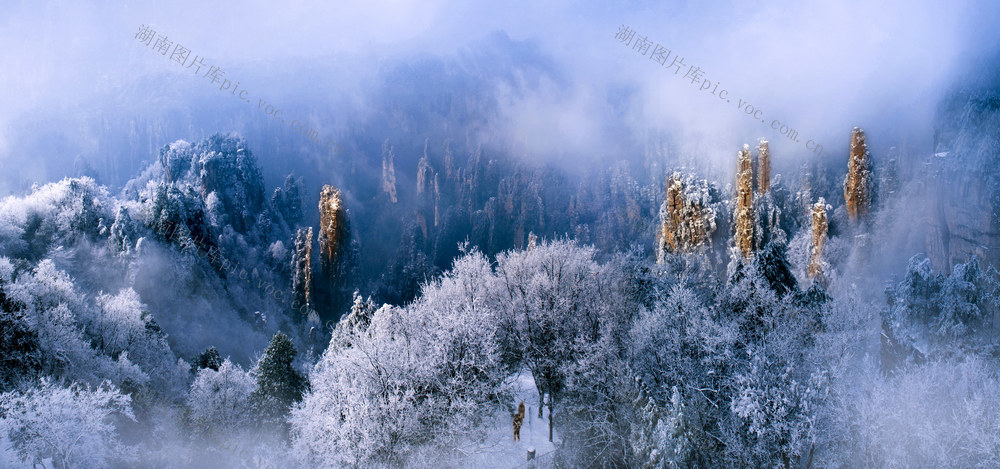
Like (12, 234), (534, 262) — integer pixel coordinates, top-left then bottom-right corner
(548, 404), (554, 442)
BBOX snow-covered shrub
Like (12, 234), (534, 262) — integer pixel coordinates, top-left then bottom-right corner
(0, 378), (135, 468)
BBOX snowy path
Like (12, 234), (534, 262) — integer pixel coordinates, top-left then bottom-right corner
(455, 370), (559, 468)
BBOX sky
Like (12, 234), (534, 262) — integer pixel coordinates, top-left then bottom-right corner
(1, 0), (999, 193)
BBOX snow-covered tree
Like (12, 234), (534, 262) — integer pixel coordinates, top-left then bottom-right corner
(0, 259), (41, 392)
(250, 332), (307, 428)
(630, 284), (736, 466)
(827, 357), (1000, 468)
(187, 359), (254, 436)
(9, 260), (148, 388)
(495, 239), (602, 439)
(885, 254), (1000, 361)
(720, 252), (824, 468)
(90, 289), (182, 400)
(291, 249), (509, 467)
(90, 289), (148, 358)
(728, 348), (825, 468)
(192, 346), (223, 373)
(0, 378), (135, 468)
(633, 382), (697, 469)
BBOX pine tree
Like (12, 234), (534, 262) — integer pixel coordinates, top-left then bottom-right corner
(632, 380), (696, 468)
(191, 346), (222, 374)
(753, 240), (798, 298)
(251, 332), (307, 427)
(632, 378), (663, 468)
(662, 386), (695, 468)
(0, 277), (41, 391)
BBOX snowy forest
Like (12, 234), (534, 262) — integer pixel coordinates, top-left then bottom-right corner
(3, 1), (1000, 468)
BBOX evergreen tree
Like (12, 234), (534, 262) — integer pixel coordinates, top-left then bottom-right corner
(632, 380), (696, 469)
(632, 379), (663, 468)
(753, 240), (798, 298)
(885, 254), (1000, 360)
(191, 346), (222, 375)
(251, 332), (307, 427)
(0, 276), (41, 392)
(662, 386), (696, 469)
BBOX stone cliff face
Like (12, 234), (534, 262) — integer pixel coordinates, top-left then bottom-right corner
(925, 90), (1000, 271)
(661, 174), (685, 255)
(292, 227), (313, 311)
(319, 185), (348, 271)
(844, 127), (874, 223)
(416, 149), (442, 239)
(757, 140), (771, 195)
(382, 141), (399, 204)
(656, 173), (717, 261)
(416, 153), (434, 240)
(734, 145), (756, 258)
(416, 153), (434, 197)
(318, 184), (355, 317)
(808, 198), (828, 281)
(751, 139), (787, 248)
(156, 134), (265, 235)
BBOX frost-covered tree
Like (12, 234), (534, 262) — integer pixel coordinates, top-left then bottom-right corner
(292, 304), (425, 467)
(187, 359), (254, 436)
(108, 206), (137, 254)
(0, 378), (135, 469)
(727, 348), (825, 468)
(291, 250), (509, 467)
(827, 357), (1000, 468)
(9, 260), (147, 387)
(633, 382), (697, 469)
(555, 249), (664, 467)
(495, 239), (601, 440)
(90, 289), (149, 357)
(90, 288), (183, 404)
(885, 254), (1000, 361)
(720, 254), (823, 468)
(633, 381), (663, 468)
(630, 284), (736, 466)
(0, 259), (41, 392)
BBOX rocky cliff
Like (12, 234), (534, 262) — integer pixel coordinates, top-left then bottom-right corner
(156, 134), (265, 235)
(757, 140), (771, 195)
(808, 198), (828, 282)
(656, 173), (717, 262)
(925, 89), (1000, 271)
(382, 141), (399, 204)
(734, 145), (756, 258)
(318, 185), (355, 316)
(844, 127), (874, 223)
(292, 227), (313, 312)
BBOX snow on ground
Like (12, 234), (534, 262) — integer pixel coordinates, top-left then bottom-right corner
(451, 370), (559, 468)
(0, 436), (12, 468)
